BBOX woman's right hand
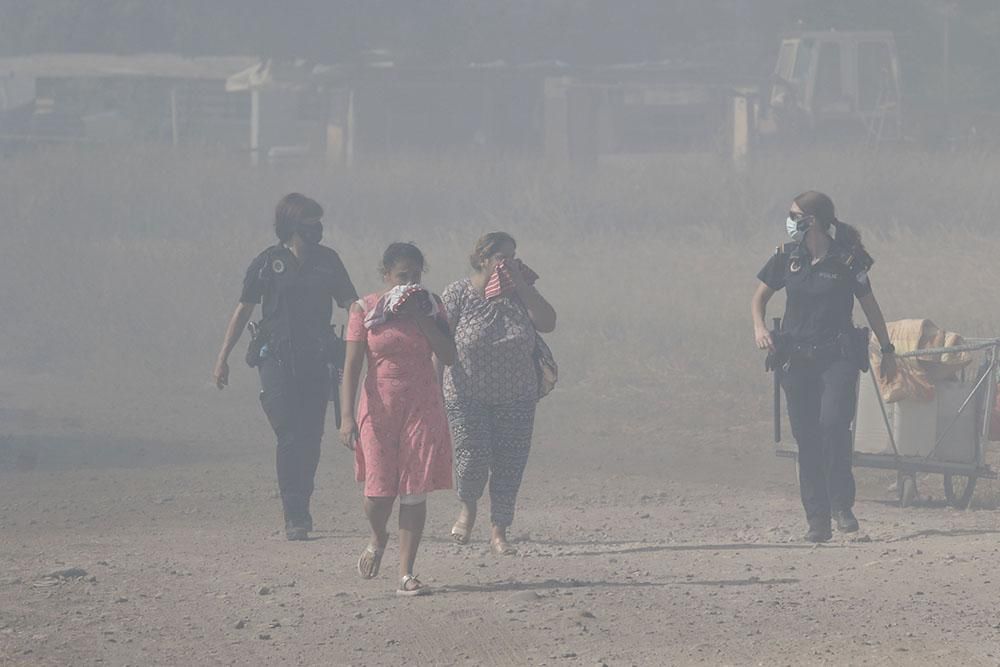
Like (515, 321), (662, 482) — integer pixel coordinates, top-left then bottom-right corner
(339, 418), (359, 451)
(212, 357), (230, 390)
(879, 352), (898, 382)
(754, 324), (775, 352)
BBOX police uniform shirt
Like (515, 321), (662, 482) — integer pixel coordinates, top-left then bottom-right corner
(240, 244), (358, 354)
(757, 239), (873, 345)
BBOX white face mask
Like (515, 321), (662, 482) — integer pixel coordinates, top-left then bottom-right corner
(786, 215), (809, 242)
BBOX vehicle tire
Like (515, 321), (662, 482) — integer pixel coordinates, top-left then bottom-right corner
(943, 474), (976, 510)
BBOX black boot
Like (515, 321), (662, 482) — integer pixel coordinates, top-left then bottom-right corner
(832, 509), (859, 533)
(281, 493), (310, 541)
(284, 520), (308, 541)
(804, 517), (832, 543)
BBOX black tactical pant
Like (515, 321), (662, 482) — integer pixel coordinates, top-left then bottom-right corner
(782, 356), (859, 528)
(258, 353), (328, 527)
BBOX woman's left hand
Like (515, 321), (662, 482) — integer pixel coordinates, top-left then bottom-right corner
(879, 352), (897, 382)
(339, 417), (359, 451)
(506, 259), (528, 288)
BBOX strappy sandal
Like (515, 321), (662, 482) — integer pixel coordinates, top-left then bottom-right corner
(396, 574), (431, 597)
(450, 520), (472, 545)
(357, 543), (384, 580)
(490, 538), (518, 556)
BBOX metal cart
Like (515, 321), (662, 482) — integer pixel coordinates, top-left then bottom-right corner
(777, 338), (1000, 509)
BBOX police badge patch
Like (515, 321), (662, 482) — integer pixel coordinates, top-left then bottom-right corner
(271, 258), (286, 275)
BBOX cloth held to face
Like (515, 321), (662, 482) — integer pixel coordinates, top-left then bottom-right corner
(485, 258), (538, 300)
(363, 284), (441, 330)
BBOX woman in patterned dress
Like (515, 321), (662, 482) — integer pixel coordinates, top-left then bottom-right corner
(340, 243), (455, 596)
(443, 232), (557, 555)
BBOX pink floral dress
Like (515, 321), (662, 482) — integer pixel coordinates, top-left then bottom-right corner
(346, 293), (453, 498)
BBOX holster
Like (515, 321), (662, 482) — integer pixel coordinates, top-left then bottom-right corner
(765, 332), (791, 373)
(245, 321), (266, 368)
(841, 326), (871, 373)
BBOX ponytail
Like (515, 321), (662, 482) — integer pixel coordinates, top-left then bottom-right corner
(832, 219), (865, 254)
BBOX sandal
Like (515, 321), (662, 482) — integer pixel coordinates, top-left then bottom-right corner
(357, 543), (384, 580)
(396, 574), (431, 597)
(450, 520), (472, 545)
(490, 538), (518, 556)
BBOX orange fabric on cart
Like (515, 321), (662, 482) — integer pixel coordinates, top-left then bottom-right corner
(870, 319), (972, 403)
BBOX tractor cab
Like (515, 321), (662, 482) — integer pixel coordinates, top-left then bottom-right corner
(768, 31), (901, 142)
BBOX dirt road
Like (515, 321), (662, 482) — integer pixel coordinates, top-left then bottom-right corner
(2, 449), (1000, 666)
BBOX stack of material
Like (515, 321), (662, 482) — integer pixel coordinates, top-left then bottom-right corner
(870, 319), (972, 403)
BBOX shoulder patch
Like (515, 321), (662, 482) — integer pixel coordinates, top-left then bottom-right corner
(258, 244), (291, 280)
(839, 247), (874, 274)
(857, 249), (874, 272)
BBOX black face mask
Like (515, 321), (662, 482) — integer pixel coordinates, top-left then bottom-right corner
(296, 221), (323, 245)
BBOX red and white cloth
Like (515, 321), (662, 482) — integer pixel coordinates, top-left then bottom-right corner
(484, 258), (539, 300)
(363, 284), (440, 330)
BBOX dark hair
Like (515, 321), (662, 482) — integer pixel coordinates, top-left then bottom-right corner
(381, 242), (425, 274)
(470, 231), (516, 270)
(793, 190), (864, 252)
(274, 193), (323, 242)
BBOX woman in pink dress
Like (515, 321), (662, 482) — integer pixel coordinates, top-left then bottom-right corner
(339, 243), (455, 596)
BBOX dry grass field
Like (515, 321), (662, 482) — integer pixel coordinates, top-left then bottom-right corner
(2, 145), (1000, 466)
(3, 145), (1000, 664)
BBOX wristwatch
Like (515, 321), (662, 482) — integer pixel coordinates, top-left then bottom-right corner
(880, 343), (896, 355)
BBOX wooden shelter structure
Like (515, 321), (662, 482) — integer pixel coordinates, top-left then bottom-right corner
(0, 54), (256, 146)
(226, 58), (567, 164)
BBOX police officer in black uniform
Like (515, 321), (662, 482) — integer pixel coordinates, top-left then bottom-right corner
(751, 191), (897, 543)
(213, 193), (358, 540)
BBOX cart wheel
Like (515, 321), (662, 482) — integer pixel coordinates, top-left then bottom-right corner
(943, 474), (977, 509)
(898, 474), (917, 507)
